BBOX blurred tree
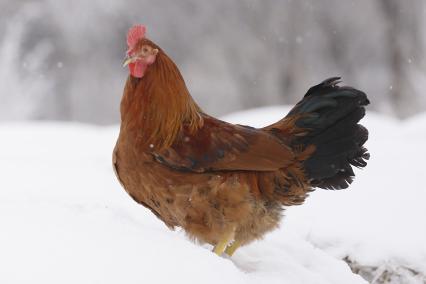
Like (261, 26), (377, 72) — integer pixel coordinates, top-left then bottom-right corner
(380, 0), (424, 118)
(0, 0), (425, 123)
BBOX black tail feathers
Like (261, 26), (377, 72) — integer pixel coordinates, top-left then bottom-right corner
(288, 77), (370, 190)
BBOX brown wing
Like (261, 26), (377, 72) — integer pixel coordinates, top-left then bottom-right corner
(153, 115), (295, 172)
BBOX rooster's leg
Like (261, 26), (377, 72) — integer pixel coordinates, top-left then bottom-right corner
(212, 226), (236, 256)
(225, 240), (241, 256)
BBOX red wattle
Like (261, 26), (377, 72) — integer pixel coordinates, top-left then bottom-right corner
(129, 62), (148, 78)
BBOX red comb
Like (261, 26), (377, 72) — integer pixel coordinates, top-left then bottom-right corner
(127, 25), (146, 48)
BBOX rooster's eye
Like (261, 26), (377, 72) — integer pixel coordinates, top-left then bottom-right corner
(142, 47), (149, 53)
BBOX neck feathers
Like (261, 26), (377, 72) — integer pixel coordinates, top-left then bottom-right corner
(120, 51), (203, 150)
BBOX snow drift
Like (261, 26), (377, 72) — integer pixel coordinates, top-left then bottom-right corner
(0, 107), (425, 284)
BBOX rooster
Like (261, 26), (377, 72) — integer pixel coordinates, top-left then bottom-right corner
(113, 25), (369, 256)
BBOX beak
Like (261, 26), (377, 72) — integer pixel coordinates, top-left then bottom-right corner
(123, 49), (159, 67)
(123, 55), (136, 67)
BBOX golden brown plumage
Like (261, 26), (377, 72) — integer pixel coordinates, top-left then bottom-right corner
(113, 25), (369, 255)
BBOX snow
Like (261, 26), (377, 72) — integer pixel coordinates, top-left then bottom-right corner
(1, 107), (425, 284)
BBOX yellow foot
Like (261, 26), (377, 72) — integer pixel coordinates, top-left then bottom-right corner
(213, 239), (229, 256)
(225, 240), (241, 256)
(212, 226), (236, 256)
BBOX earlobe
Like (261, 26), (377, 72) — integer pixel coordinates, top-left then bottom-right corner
(145, 54), (157, 65)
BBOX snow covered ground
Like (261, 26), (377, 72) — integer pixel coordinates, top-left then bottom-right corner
(1, 107), (425, 284)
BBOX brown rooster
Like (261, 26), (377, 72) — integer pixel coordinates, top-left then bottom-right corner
(113, 25), (369, 256)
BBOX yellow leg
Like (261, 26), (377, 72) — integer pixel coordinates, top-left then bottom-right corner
(225, 240), (241, 256)
(212, 227), (235, 256)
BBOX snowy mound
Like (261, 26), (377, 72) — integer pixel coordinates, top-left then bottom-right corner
(1, 107), (425, 284)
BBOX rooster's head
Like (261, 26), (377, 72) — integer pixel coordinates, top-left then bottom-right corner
(123, 25), (159, 78)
